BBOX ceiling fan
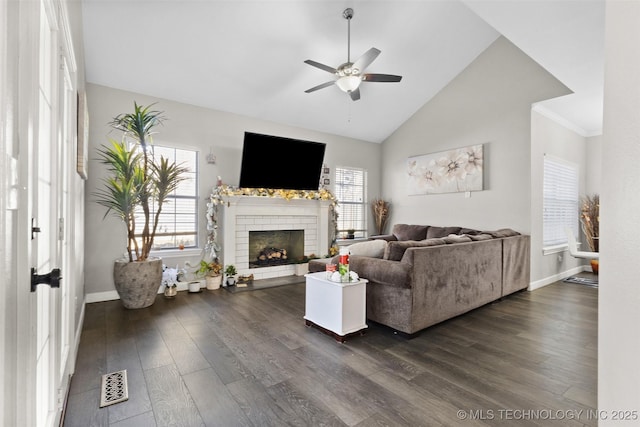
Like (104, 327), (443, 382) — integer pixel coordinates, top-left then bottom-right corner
(304, 8), (402, 101)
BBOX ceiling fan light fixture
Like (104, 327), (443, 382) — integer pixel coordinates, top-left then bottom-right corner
(336, 75), (362, 93)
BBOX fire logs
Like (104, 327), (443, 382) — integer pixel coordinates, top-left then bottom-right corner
(256, 247), (288, 264)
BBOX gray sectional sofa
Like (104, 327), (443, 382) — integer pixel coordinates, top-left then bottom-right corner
(310, 224), (530, 335)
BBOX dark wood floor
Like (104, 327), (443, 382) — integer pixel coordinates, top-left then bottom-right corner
(64, 276), (597, 427)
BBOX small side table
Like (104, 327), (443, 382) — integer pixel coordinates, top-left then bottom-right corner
(303, 271), (368, 342)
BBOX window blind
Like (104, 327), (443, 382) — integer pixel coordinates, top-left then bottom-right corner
(335, 166), (367, 238)
(543, 155), (579, 247)
(134, 145), (199, 250)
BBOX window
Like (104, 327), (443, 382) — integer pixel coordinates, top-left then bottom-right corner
(335, 166), (367, 238)
(543, 155), (579, 247)
(134, 145), (199, 250)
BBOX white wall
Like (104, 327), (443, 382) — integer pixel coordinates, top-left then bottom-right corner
(380, 37), (570, 235)
(530, 109), (591, 286)
(84, 84), (382, 298)
(599, 0), (640, 419)
(586, 134), (602, 195)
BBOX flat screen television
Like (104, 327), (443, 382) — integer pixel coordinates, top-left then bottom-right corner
(238, 132), (326, 191)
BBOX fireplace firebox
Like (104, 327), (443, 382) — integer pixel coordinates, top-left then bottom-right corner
(248, 230), (304, 268)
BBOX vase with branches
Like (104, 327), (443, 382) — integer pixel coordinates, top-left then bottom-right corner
(371, 198), (391, 235)
(580, 193), (599, 252)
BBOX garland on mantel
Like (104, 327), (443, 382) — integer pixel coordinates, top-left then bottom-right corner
(205, 183), (340, 261)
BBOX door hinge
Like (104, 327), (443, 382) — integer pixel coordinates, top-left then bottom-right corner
(31, 218), (41, 240)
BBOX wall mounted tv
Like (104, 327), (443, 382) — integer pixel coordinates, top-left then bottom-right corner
(238, 132), (326, 191)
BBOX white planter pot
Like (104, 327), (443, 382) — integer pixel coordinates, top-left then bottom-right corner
(188, 280), (202, 293)
(295, 263), (309, 276)
(205, 275), (222, 290)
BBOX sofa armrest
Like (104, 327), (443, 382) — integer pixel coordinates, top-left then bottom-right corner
(349, 256), (412, 289)
(501, 234), (530, 295)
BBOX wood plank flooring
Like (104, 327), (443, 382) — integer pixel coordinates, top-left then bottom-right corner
(64, 277), (597, 426)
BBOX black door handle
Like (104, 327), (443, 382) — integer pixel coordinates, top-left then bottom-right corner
(31, 268), (61, 292)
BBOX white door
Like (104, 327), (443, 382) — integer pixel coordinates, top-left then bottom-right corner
(3, 0), (75, 425)
(33, 2), (63, 425)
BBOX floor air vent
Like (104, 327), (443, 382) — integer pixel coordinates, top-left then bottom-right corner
(99, 370), (129, 408)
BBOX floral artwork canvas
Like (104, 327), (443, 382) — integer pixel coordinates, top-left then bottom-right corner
(407, 144), (483, 195)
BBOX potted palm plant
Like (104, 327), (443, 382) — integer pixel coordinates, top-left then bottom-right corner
(94, 102), (188, 308)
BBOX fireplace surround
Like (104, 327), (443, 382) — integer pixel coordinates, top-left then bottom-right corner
(220, 196), (332, 280)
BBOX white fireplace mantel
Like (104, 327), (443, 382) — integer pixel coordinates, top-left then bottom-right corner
(220, 196), (332, 280)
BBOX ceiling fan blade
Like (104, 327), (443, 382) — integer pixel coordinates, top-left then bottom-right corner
(349, 88), (361, 101)
(304, 59), (338, 74)
(353, 48), (381, 72)
(305, 81), (336, 93)
(362, 73), (403, 83)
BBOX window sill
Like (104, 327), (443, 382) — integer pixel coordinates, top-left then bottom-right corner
(150, 247), (202, 259)
(542, 244), (567, 255)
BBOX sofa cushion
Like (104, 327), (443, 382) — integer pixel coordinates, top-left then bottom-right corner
(384, 238), (446, 261)
(467, 233), (494, 241)
(426, 226), (462, 239)
(347, 239), (387, 258)
(392, 224), (429, 241)
(443, 234), (473, 244)
(483, 228), (521, 238)
(369, 234), (398, 242)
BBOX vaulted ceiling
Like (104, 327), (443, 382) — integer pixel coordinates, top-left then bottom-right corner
(81, 0), (604, 143)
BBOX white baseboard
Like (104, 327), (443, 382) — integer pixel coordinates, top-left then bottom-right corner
(88, 269), (591, 301)
(528, 265), (588, 291)
(85, 290), (120, 303)
(71, 300), (86, 372)
(85, 282), (201, 303)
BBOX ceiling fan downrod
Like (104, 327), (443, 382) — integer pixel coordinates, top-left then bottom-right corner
(343, 8), (354, 63)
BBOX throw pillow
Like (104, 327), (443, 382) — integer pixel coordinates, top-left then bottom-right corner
(392, 224), (429, 241)
(467, 233), (494, 241)
(426, 226), (462, 239)
(347, 239), (387, 258)
(443, 234), (472, 244)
